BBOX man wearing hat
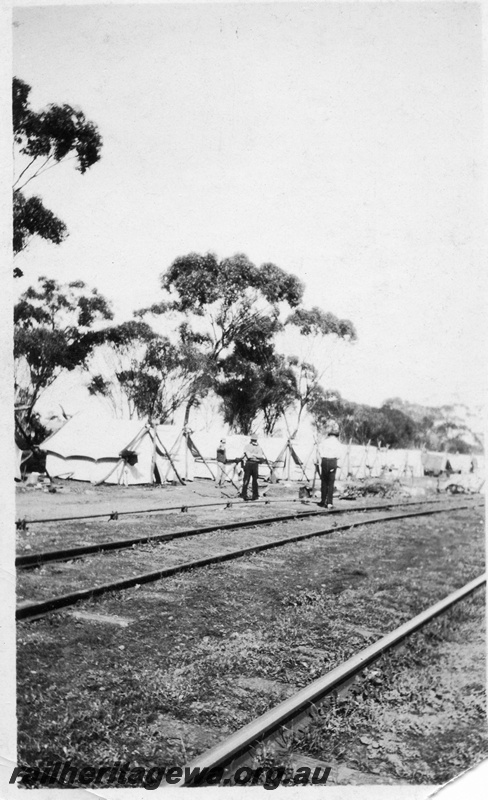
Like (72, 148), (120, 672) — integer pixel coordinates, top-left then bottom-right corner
(241, 435), (266, 501)
(216, 438), (227, 488)
(316, 421), (343, 508)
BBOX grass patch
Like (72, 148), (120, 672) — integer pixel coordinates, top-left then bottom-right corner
(17, 505), (485, 785)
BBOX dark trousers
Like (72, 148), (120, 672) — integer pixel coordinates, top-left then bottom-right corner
(242, 461), (259, 499)
(321, 458), (338, 506)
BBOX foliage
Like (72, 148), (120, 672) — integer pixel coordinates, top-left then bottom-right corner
(12, 77), (102, 269)
(88, 328), (200, 423)
(140, 253), (360, 434)
(259, 360), (299, 435)
(157, 252), (303, 325)
(383, 398), (481, 453)
(13, 191), (67, 258)
(284, 308), (357, 433)
(87, 321), (158, 419)
(219, 355), (297, 436)
(445, 437), (472, 455)
(15, 277), (113, 444)
(216, 314), (297, 434)
(349, 405), (418, 448)
(310, 390), (478, 453)
(286, 306), (357, 342)
(138, 252), (304, 429)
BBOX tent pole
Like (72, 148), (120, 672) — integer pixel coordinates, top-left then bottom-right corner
(269, 441), (288, 483)
(311, 439), (319, 495)
(186, 432), (217, 482)
(184, 428), (189, 480)
(289, 442), (310, 483)
(286, 440), (291, 481)
(346, 438), (352, 480)
(153, 428), (185, 485)
(161, 430), (183, 483)
(302, 442), (316, 483)
(150, 422), (158, 484)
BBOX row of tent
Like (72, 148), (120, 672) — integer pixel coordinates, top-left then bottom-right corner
(20, 410), (481, 486)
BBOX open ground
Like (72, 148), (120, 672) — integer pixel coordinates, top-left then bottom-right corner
(16, 478), (486, 787)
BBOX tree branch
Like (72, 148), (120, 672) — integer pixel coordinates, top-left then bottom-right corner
(13, 155), (38, 190)
(15, 155), (54, 192)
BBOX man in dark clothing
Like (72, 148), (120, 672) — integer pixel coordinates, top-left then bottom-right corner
(241, 436), (265, 500)
(316, 421), (343, 508)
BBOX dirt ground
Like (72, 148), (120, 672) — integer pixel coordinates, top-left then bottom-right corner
(15, 474), (447, 522)
(16, 479), (249, 522)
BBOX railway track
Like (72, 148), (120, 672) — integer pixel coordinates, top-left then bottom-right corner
(17, 496), (303, 526)
(16, 495), (475, 568)
(16, 488), (466, 526)
(16, 498), (481, 621)
(17, 496), (485, 786)
(179, 573), (486, 785)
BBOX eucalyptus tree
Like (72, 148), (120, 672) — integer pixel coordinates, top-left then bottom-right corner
(14, 277), (113, 444)
(87, 322), (201, 423)
(13, 77), (102, 273)
(138, 252), (304, 427)
(217, 316), (298, 434)
(285, 307), (357, 433)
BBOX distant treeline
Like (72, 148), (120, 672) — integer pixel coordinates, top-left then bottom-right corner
(311, 392), (482, 454)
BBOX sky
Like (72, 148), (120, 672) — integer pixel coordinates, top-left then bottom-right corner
(11, 1), (486, 413)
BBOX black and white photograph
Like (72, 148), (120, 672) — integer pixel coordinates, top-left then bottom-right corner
(4, 1), (487, 797)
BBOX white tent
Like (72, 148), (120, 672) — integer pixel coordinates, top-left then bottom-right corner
(337, 444), (424, 480)
(39, 409), (444, 486)
(189, 431), (321, 483)
(190, 432), (288, 481)
(40, 419), (299, 486)
(15, 443), (23, 481)
(421, 451), (475, 475)
(39, 411), (188, 485)
(446, 453), (474, 474)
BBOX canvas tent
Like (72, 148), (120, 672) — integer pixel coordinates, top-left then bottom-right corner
(39, 410), (465, 486)
(39, 417), (318, 486)
(39, 412), (191, 485)
(337, 443), (424, 480)
(421, 451), (476, 476)
(15, 443), (23, 481)
(190, 432), (316, 483)
(188, 436), (426, 483)
(421, 451), (448, 475)
(446, 453), (474, 473)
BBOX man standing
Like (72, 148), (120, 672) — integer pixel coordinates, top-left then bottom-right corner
(316, 421), (343, 508)
(241, 435), (266, 501)
(216, 438), (227, 488)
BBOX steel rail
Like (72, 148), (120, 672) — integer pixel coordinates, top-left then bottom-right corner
(16, 497), (473, 569)
(17, 507), (324, 568)
(16, 501), (480, 621)
(16, 497), (311, 525)
(179, 573), (486, 785)
(17, 488), (466, 525)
